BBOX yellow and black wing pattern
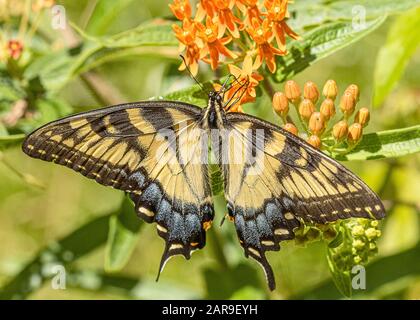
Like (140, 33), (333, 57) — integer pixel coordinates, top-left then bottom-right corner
(219, 113), (385, 290)
(22, 101), (214, 273)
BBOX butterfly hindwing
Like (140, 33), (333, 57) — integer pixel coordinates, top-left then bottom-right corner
(22, 101), (215, 272)
(219, 112), (385, 290)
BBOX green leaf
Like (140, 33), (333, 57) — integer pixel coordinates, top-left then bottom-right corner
(291, 0), (420, 30)
(65, 269), (201, 299)
(0, 214), (111, 299)
(24, 42), (102, 93)
(100, 20), (177, 48)
(292, 243), (420, 299)
(373, 7), (420, 107)
(0, 74), (24, 102)
(274, 16), (386, 83)
(163, 83), (208, 107)
(334, 125), (420, 161)
(0, 133), (25, 148)
(24, 20), (177, 93)
(85, 0), (135, 36)
(203, 263), (263, 299)
(328, 227), (345, 249)
(104, 195), (142, 272)
(326, 249), (352, 298)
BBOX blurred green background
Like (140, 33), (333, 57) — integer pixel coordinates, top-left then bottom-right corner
(0, 0), (419, 299)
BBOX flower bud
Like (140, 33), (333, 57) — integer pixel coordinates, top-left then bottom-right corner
(284, 80), (301, 104)
(307, 135), (321, 149)
(272, 92), (289, 119)
(347, 123), (363, 145)
(352, 239), (365, 250)
(354, 107), (370, 127)
(303, 81), (319, 103)
(332, 120), (348, 141)
(298, 98), (315, 121)
(365, 228), (378, 240)
(353, 256), (362, 264)
(351, 225), (365, 236)
(283, 123), (298, 135)
(319, 98), (335, 121)
(339, 91), (356, 117)
(345, 84), (360, 101)
(322, 79), (338, 100)
(308, 112), (325, 135)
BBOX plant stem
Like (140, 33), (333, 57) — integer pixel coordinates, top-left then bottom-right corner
(208, 224), (230, 271)
(80, 72), (125, 106)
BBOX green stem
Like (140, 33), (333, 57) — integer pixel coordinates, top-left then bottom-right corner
(208, 224), (230, 271)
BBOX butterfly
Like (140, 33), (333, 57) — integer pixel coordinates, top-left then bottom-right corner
(22, 83), (385, 290)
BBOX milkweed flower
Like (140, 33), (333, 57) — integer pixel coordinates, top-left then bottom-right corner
(172, 19), (202, 75)
(264, 0), (299, 50)
(213, 0), (243, 38)
(236, 0), (263, 27)
(246, 18), (285, 72)
(214, 55), (263, 111)
(196, 0), (218, 20)
(227, 55), (263, 106)
(196, 17), (238, 70)
(170, 0), (300, 110)
(169, 0), (192, 20)
(271, 79), (372, 152)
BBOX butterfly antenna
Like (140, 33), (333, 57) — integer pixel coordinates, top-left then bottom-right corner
(225, 78), (250, 111)
(180, 55), (204, 91)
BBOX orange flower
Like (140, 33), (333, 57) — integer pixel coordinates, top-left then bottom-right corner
(196, 17), (238, 70)
(264, 0), (299, 50)
(172, 19), (201, 75)
(172, 19), (196, 47)
(182, 44), (202, 76)
(217, 55), (263, 111)
(236, 0), (263, 27)
(246, 18), (285, 73)
(7, 40), (23, 60)
(196, 0), (217, 21)
(213, 0), (243, 38)
(169, 0), (192, 21)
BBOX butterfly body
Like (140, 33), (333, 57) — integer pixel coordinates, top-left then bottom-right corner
(201, 91), (227, 130)
(22, 90), (385, 290)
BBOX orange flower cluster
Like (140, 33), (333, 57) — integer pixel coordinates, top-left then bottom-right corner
(170, 0), (299, 110)
(0, 0), (54, 63)
(273, 80), (370, 150)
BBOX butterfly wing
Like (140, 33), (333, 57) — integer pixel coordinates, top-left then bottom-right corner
(220, 112), (385, 290)
(22, 101), (214, 273)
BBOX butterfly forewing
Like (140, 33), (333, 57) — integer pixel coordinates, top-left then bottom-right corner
(22, 101), (215, 272)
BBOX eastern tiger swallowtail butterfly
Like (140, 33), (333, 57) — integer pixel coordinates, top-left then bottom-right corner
(22, 86), (385, 290)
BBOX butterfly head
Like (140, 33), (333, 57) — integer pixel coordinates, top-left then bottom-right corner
(208, 90), (223, 105)
(203, 90), (226, 129)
